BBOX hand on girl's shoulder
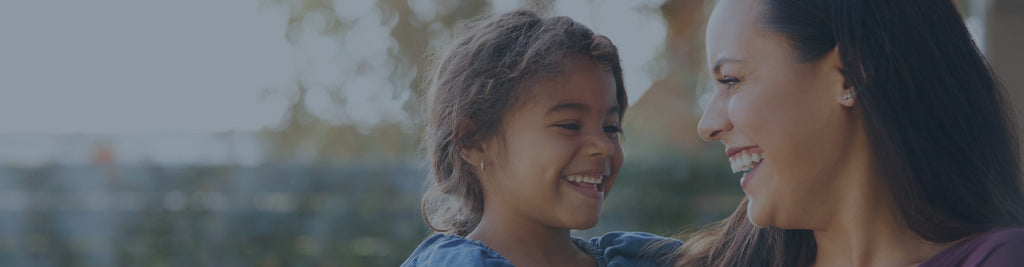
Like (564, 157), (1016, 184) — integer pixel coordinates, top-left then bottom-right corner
(582, 231), (684, 267)
(401, 234), (515, 267)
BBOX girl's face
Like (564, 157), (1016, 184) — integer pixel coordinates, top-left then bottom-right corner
(698, 0), (858, 228)
(473, 56), (623, 230)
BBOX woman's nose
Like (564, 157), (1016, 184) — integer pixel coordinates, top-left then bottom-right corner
(697, 93), (731, 141)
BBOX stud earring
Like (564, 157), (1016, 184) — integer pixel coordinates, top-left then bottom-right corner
(843, 92), (855, 100)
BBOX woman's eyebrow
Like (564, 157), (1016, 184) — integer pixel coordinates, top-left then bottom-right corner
(713, 57), (745, 75)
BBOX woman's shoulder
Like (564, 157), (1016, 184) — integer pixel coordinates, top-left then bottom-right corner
(578, 231), (684, 267)
(401, 234), (514, 267)
(923, 227), (1024, 267)
(968, 227), (1024, 266)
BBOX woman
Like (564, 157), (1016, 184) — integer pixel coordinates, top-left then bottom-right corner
(678, 0), (1024, 266)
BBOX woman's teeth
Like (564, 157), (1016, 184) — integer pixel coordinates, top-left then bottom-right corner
(730, 151), (764, 173)
(565, 175), (603, 184)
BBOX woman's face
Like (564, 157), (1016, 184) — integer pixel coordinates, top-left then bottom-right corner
(699, 0), (857, 228)
(472, 55), (624, 230)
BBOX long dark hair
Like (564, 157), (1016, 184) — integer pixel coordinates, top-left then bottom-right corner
(420, 10), (626, 236)
(674, 0), (1024, 266)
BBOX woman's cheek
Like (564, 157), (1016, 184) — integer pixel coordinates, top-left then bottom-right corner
(728, 93), (762, 131)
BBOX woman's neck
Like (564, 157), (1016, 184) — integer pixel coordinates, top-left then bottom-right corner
(811, 204), (949, 266)
(466, 208), (593, 266)
(809, 164), (952, 267)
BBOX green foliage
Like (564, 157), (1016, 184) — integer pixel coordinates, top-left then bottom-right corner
(0, 146), (742, 266)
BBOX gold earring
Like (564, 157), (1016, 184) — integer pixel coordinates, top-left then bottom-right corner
(481, 160), (485, 173)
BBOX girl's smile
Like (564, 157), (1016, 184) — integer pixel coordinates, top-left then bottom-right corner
(562, 171), (610, 199)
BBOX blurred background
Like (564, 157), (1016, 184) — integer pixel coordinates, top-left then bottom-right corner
(0, 0), (1019, 266)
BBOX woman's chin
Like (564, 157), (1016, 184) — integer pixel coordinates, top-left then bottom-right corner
(746, 200), (772, 227)
(747, 214), (768, 228)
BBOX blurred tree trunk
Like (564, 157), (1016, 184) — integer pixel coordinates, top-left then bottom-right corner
(986, 0), (1024, 125)
(624, 0), (709, 153)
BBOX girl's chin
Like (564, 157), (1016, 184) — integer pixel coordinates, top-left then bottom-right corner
(563, 216), (600, 230)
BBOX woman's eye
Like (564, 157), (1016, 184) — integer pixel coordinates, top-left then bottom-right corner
(717, 76), (740, 89)
(556, 123), (581, 130)
(603, 126), (623, 134)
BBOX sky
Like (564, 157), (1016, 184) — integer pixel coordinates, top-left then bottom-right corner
(0, 0), (668, 134)
(0, 0), (295, 134)
(0, 0), (993, 165)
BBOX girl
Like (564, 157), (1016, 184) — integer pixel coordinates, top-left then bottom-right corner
(402, 10), (679, 267)
(677, 0), (1024, 266)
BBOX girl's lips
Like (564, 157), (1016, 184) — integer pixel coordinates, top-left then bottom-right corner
(565, 178), (604, 200)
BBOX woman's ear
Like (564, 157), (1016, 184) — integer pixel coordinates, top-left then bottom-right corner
(824, 47), (857, 107)
(839, 87), (856, 107)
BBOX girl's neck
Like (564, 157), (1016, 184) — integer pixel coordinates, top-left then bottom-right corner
(467, 209), (593, 266)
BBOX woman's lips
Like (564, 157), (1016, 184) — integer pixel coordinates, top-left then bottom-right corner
(729, 149), (764, 173)
(740, 160), (762, 190)
(727, 147), (764, 190)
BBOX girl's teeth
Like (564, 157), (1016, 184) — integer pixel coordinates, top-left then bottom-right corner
(566, 175), (604, 184)
(752, 153), (762, 162)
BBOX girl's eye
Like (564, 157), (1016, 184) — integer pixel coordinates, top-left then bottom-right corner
(556, 123), (581, 131)
(717, 76), (740, 89)
(554, 123), (621, 136)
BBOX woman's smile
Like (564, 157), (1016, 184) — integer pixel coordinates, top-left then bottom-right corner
(726, 146), (764, 189)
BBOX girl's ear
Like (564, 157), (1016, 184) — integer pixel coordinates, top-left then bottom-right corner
(459, 141), (486, 173)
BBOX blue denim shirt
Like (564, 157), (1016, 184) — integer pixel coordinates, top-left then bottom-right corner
(401, 231), (682, 267)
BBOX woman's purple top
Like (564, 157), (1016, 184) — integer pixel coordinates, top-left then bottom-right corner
(920, 227), (1024, 266)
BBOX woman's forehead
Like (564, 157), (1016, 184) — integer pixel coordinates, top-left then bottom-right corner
(706, 0), (763, 59)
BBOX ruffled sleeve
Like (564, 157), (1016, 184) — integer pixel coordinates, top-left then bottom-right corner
(581, 231), (683, 267)
(402, 234), (516, 267)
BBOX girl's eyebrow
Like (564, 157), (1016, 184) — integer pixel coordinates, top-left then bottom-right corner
(546, 102), (620, 116)
(607, 106), (620, 117)
(546, 102), (590, 115)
